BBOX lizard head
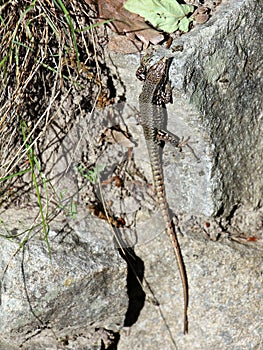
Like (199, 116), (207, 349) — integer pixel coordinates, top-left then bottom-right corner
(145, 57), (168, 85)
(136, 55), (168, 83)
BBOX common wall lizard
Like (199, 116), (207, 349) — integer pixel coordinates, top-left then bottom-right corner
(137, 56), (188, 334)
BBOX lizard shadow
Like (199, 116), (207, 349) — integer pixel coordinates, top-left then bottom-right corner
(116, 232), (178, 347)
(117, 246), (146, 327)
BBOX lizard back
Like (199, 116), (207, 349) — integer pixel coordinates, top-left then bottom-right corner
(138, 56), (189, 334)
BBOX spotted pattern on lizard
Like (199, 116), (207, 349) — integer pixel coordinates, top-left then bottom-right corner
(137, 55), (189, 334)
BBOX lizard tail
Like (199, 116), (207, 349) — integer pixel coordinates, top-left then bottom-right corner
(149, 143), (189, 334)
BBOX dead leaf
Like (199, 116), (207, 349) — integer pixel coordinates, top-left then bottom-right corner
(85, 0), (165, 50)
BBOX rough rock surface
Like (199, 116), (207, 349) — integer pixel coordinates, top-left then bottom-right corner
(118, 223), (262, 350)
(0, 209), (127, 349)
(173, 0), (263, 216)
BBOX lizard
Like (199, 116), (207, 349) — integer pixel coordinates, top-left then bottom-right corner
(137, 54), (189, 334)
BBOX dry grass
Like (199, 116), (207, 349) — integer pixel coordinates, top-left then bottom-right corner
(0, 0), (106, 205)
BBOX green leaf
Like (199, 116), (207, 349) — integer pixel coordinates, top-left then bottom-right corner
(178, 15), (192, 33)
(124, 0), (194, 33)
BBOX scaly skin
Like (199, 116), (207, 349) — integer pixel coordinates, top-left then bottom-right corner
(139, 57), (188, 334)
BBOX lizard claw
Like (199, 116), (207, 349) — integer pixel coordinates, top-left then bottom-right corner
(177, 136), (191, 151)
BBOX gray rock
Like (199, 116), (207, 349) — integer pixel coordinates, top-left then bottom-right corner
(174, 0), (262, 217)
(0, 209), (127, 349)
(118, 221), (262, 350)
